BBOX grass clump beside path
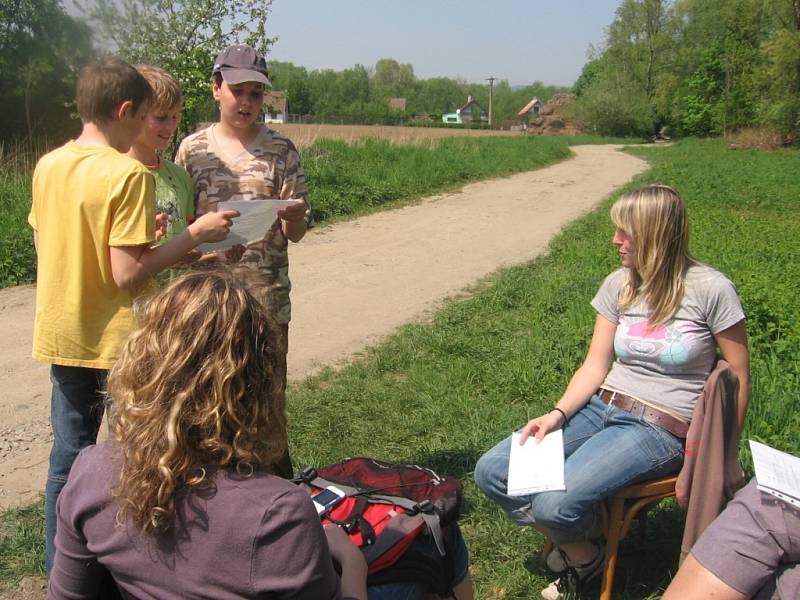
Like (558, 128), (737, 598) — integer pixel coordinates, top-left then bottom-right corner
(304, 136), (571, 222)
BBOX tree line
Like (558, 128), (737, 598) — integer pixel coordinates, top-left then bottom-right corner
(267, 58), (567, 126)
(0, 0), (567, 146)
(570, 0), (800, 140)
(3, 0), (799, 145)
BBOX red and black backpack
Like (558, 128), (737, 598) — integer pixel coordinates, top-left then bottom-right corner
(292, 457), (463, 595)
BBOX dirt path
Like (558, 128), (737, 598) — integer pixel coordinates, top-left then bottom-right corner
(0, 144), (649, 514)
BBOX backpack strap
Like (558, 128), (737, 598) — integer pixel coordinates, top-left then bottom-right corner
(307, 475), (446, 556)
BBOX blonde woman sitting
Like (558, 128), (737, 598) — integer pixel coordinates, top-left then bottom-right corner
(474, 184), (750, 599)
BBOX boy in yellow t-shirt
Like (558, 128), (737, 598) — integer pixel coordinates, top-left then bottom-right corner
(28, 58), (237, 573)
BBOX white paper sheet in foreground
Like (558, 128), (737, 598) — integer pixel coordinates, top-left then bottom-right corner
(750, 439), (800, 508)
(507, 430), (565, 496)
(198, 199), (300, 253)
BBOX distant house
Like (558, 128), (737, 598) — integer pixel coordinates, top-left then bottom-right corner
(264, 91), (288, 124)
(388, 97), (407, 112)
(517, 96), (543, 127)
(442, 95), (486, 124)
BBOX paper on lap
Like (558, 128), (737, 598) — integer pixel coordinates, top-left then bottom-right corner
(507, 430), (566, 496)
(198, 199), (301, 253)
(750, 440), (800, 508)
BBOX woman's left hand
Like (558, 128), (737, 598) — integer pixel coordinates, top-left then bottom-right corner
(519, 411), (564, 445)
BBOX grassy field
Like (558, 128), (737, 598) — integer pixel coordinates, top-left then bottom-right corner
(3, 137), (797, 597)
(282, 138), (799, 598)
(0, 135), (578, 288)
(270, 123), (523, 147)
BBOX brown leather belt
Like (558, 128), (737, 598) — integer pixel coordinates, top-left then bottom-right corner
(597, 388), (689, 438)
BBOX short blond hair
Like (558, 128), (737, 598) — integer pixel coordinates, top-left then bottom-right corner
(134, 64), (183, 112)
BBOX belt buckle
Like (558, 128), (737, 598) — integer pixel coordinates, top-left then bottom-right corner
(607, 390), (617, 406)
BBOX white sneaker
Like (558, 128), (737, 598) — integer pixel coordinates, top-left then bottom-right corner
(540, 542), (605, 600)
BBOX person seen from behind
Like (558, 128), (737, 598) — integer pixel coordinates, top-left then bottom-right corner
(48, 271), (473, 600)
(29, 57), (236, 574)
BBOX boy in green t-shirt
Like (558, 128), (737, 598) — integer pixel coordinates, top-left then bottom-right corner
(29, 58), (237, 573)
(128, 64), (194, 240)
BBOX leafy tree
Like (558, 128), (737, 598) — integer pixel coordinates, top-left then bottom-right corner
(605, 0), (673, 100)
(269, 61), (312, 115)
(569, 71), (655, 137)
(371, 58), (415, 99)
(407, 77), (465, 115)
(573, 57), (608, 97)
(673, 0), (765, 135)
(757, 0), (800, 137)
(1, 0), (95, 143)
(77, 0), (275, 137)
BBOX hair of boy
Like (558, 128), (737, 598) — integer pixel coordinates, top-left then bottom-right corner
(134, 64), (183, 113)
(77, 58), (153, 124)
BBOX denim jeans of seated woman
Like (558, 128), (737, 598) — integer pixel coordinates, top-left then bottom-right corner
(474, 395), (685, 545)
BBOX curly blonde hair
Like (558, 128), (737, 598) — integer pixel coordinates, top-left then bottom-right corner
(107, 270), (287, 534)
(611, 184), (700, 327)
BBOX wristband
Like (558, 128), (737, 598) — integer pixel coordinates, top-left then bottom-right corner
(550, 407), (568, 426)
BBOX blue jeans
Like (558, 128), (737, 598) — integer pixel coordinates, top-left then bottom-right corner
(474, 395), (684, 545)
(45, 365), (107, 574)
(367, 523), (471, 600)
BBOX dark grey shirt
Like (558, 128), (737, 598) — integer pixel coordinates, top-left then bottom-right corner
(49, 442), (342, 600)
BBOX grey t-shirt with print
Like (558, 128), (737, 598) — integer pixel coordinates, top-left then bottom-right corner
(591, 265), (745, 420)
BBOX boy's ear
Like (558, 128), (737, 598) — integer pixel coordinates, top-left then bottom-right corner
(115, 100), (135, 122)
(211, 80), (222, 101)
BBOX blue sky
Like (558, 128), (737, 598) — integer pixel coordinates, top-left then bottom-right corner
(265, 0), (621, 87)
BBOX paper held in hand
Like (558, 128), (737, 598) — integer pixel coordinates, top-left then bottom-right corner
(749, 439), (800, 508)
(507, 430), (566, 496)
(198, 199), (302, 254)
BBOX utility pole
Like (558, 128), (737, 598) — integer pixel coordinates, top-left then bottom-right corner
(486, 76), (496, 128)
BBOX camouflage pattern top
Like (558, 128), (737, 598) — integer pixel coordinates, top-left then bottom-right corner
(175, 124), (311, 324)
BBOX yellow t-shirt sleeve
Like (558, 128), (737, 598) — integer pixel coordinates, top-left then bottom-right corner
(108, 169), (156, 247)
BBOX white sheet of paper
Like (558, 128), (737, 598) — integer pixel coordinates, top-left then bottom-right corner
(197, 199), (300, 254)
(507, 430), (565, 496)
(750, 440), (800, 508)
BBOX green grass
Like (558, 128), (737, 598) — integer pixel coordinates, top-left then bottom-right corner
(0, 134), (639, 288)
(0, 135), (574, 288)
(304, 136), (572, 222)
(2, 138), (797, 597)
(0, 167), (36, 288)
(0, 501), (44, 590)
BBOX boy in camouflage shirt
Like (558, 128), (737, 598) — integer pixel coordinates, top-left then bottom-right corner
(176, 45), (310, 477)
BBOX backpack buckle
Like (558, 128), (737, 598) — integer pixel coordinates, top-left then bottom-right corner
(291, 466), (318, 484)
(408, 499), (434, 515)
